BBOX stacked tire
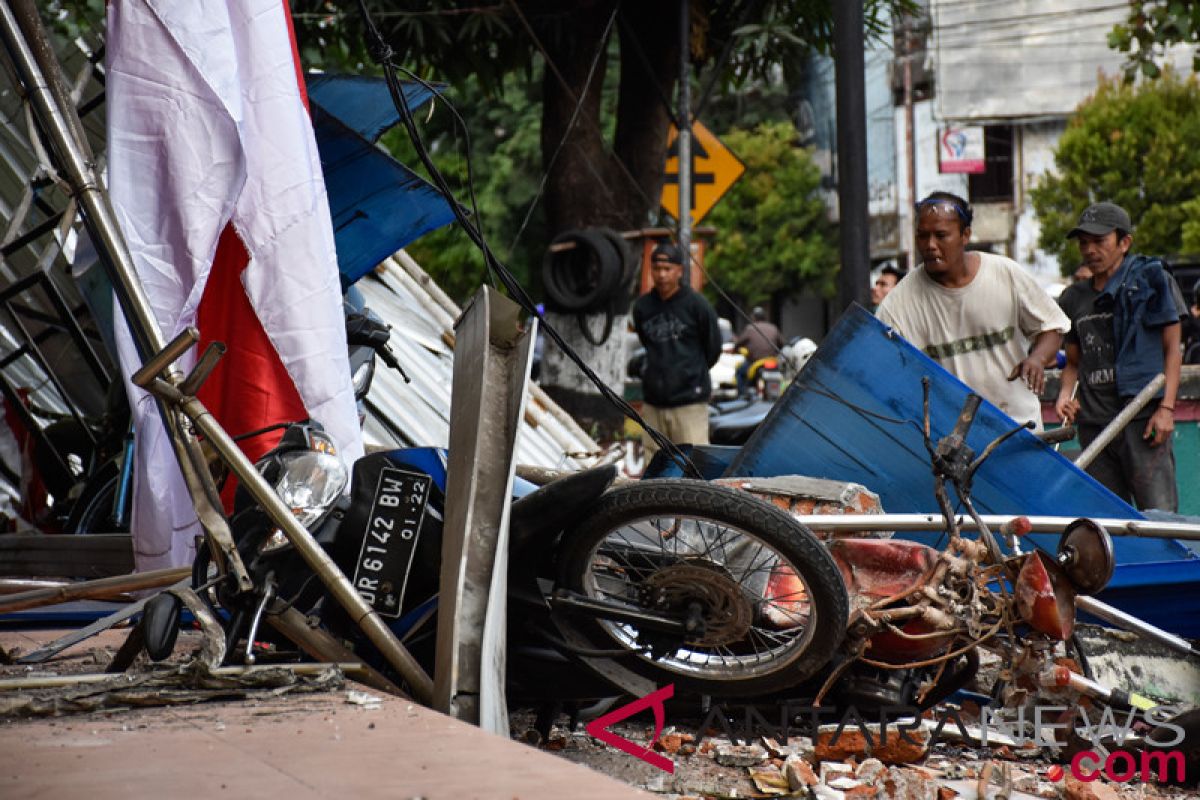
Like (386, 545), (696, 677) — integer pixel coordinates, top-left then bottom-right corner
(542, 227), (636, 314)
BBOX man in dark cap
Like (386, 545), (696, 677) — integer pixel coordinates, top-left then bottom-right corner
(1054, 202), (1182, 511)
(631, 241), (722, 459)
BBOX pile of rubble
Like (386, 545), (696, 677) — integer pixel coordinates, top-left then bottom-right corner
(540, 716), (1193, 800)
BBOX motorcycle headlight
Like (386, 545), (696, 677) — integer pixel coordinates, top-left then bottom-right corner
(274, 449), (349, 529)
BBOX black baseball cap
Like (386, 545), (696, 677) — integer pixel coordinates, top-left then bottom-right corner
(651, 242), (684, 265)
(1067, 202), (1132, 239)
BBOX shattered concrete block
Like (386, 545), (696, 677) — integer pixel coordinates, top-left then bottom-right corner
(879, 766), (937, 800)
(815, 724), (929, 764)
(714, 742), (768, 767)
(785, 754), (820, 790)
(820, 761), (856, 785)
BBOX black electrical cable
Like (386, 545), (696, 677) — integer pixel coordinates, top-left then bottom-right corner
(352, 0), (702, 478)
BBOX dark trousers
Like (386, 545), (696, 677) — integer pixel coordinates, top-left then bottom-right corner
(1077, 422), (1178, 512)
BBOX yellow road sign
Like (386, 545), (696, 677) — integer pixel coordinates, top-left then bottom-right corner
(661, 120), (746, 225)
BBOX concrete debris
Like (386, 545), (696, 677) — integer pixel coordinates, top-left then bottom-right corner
(1063, 776), (1123, 800)
(344, 690), (383, 708)
(821, 761), (857, 784)
(785, 753), (820, 789)
(714, 742), (768, 767)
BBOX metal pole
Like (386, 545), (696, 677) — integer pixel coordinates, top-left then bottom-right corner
(2, 0), (168, 364)
(833, 0), (871, 311)
(1076, 373), (1165, 469)
(0, 567), (189, 614)
(901, 16), (917, 270)
(677, 0), (692, 285)
(744, 511), (1200, 541)
(1076, 595), (1199, 659)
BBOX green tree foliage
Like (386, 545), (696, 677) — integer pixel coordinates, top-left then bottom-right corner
(1109, 1), (1200, 81)
(382, 75), (550, 305)
(703, 121), (836, 306)
(1030, 71), (1200, 275)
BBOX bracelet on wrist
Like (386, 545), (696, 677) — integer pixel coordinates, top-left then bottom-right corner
(1160, 404), (1175, 413)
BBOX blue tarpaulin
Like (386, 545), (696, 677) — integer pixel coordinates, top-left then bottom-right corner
(307, 74), (454, 285)
(720, 306), (1200, 635)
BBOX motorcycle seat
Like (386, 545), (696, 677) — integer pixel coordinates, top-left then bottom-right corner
(509, 464), (618, 554)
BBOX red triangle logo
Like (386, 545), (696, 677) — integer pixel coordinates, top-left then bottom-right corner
(585, 684), (675, 773)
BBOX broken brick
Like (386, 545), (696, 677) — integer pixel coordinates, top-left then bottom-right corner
(815, 725), (929, 765)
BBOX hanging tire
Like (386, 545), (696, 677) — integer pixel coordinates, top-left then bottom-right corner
(542, 228), (624, 312)
(555, 479), (848, 697)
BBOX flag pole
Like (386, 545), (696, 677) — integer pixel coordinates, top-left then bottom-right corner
(2, 0), (168, 365)
(1, 1), (434, 701)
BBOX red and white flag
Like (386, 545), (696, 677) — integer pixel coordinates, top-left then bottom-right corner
(107, 0), (363, 571)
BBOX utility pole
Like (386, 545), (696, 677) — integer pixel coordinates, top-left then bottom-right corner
(901, 15), (917, 270)
(833, 1), (870, 311)
(678, 0), (692, 285)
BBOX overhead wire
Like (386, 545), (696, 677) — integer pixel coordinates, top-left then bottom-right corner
(352, 0), (703, 479)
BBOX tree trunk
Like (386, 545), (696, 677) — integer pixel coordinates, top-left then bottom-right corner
(538, 3), (681, 440)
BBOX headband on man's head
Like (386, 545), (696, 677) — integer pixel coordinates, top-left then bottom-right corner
(915, 197), (972, 227)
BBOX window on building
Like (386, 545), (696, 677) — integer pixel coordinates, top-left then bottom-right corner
(968, 125), (1013, 203)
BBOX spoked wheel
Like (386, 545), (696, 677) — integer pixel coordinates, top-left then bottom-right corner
(556, 480), (848, 697)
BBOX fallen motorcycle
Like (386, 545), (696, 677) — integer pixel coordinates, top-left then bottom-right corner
(173, 431), (849, 705)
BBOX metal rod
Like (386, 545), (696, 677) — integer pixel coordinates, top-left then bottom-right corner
(757, 512), (1200, 541)
(1076, 373), (1165, 469)
(0, 567), (189, 614)
(1075, 595), (1199, 659)
(0, 578), (132, 600)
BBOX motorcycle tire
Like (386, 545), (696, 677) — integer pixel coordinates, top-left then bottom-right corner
(556, 479), (848, 698)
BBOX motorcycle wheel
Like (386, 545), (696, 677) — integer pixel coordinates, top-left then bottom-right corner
(556, 479), (848, 697)
(65, 460), (126, 534)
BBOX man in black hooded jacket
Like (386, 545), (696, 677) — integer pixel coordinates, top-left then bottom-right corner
(632, 242), (722, 459)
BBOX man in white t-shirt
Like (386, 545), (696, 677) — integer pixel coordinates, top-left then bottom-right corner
(877, 192), (1070, 427)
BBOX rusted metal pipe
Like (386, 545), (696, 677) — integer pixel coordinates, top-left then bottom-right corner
(0, 578), (131, 601)
(0, 567), (189, 614)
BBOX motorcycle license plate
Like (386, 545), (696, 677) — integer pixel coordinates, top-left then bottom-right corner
(351, 466), (431, 619)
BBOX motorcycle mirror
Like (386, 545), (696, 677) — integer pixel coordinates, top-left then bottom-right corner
(141, 591), (183, 662)
(1056, 518), (1115, 595)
